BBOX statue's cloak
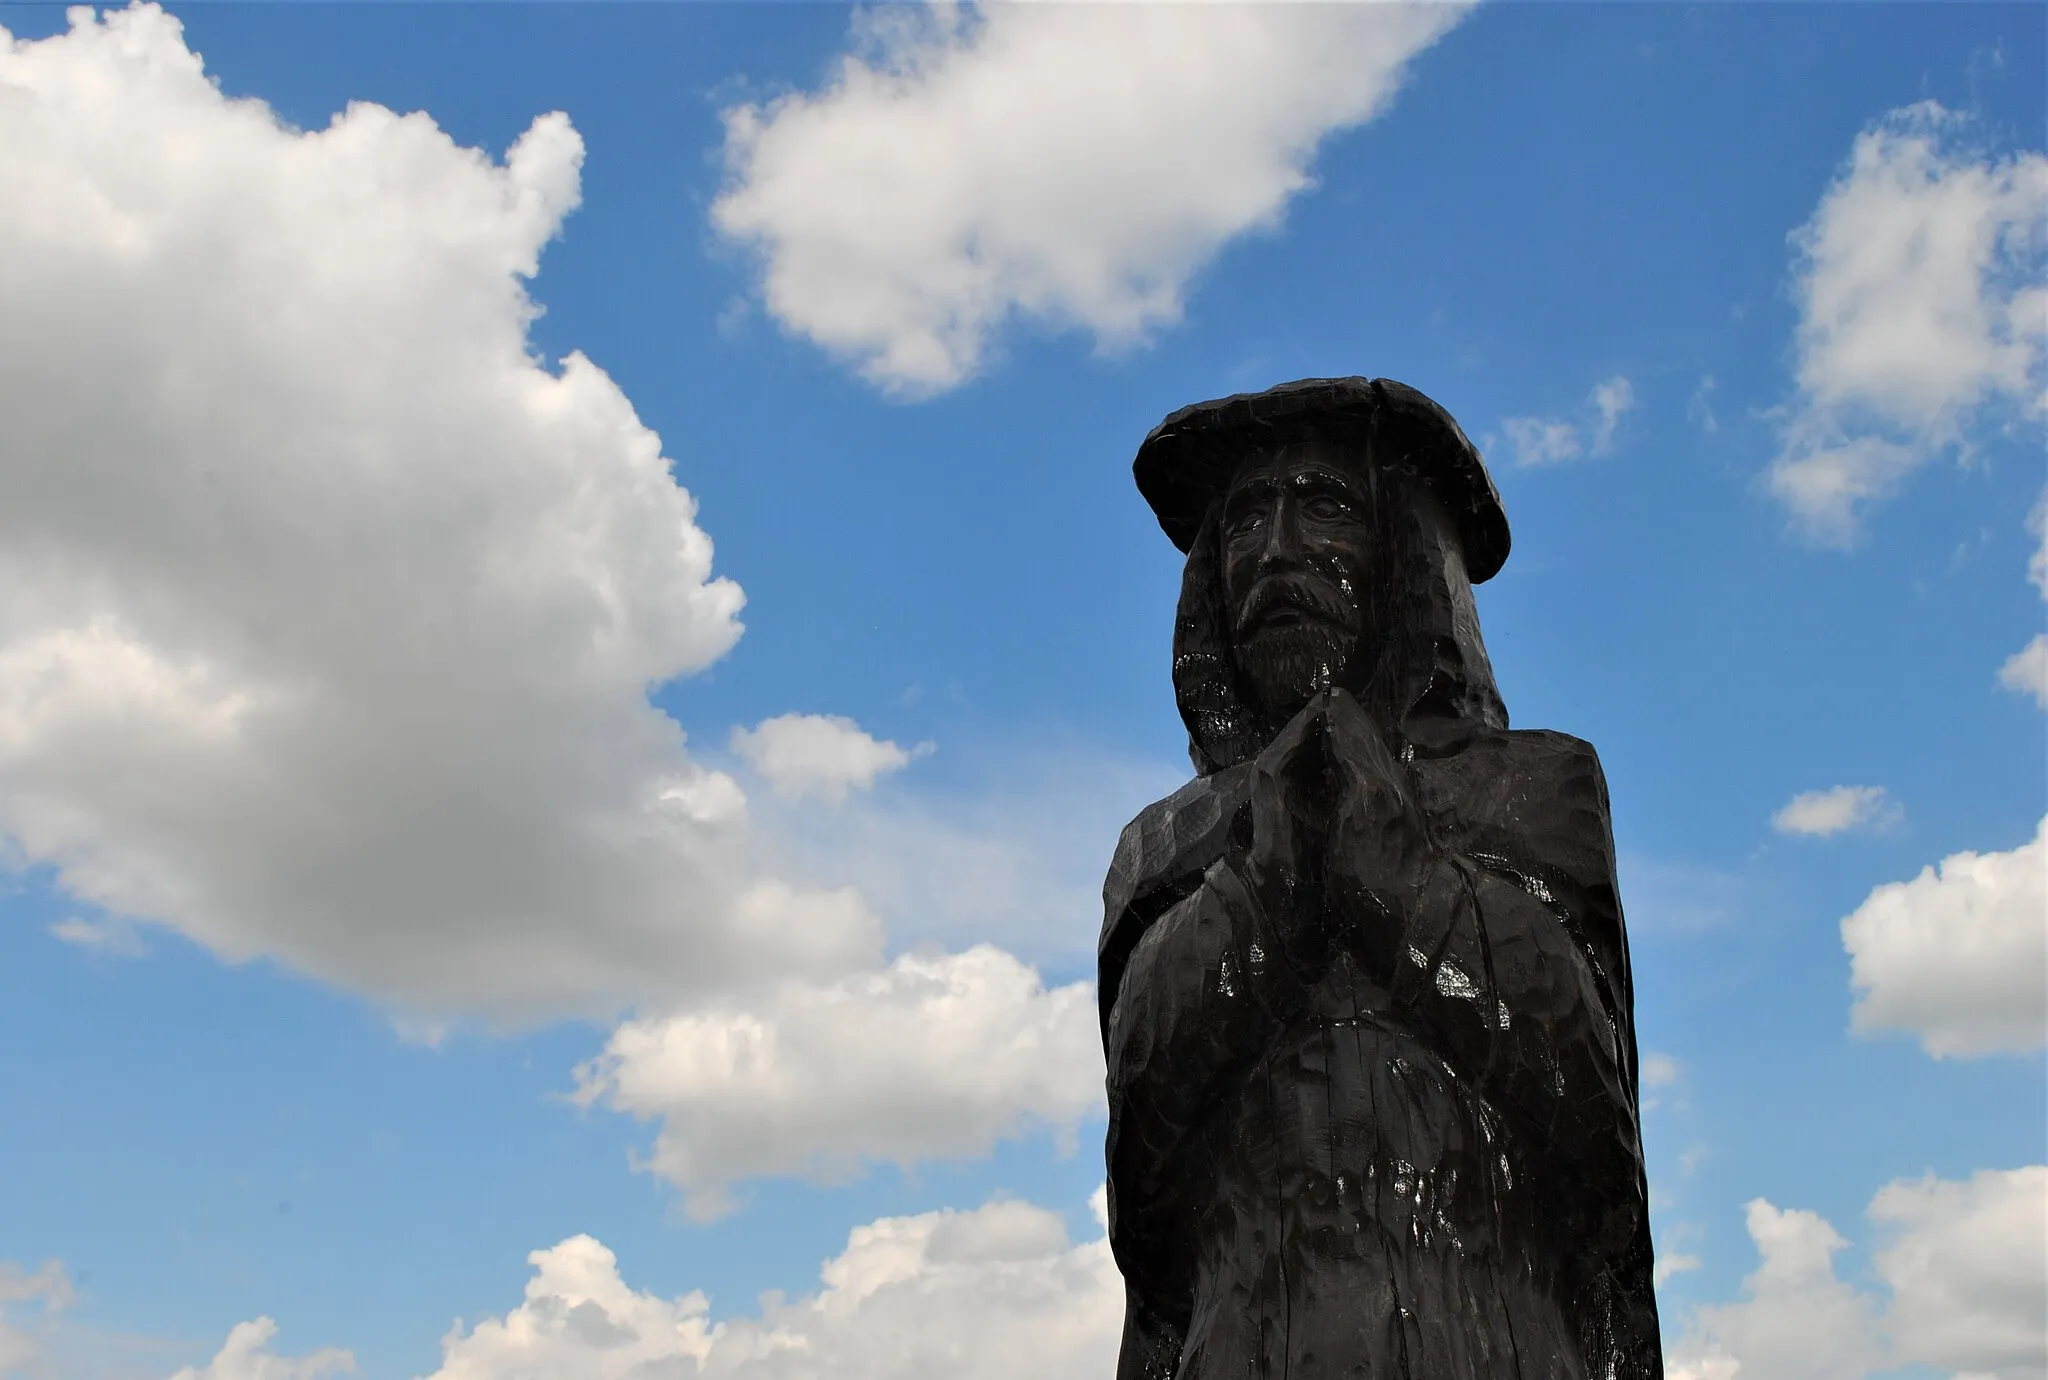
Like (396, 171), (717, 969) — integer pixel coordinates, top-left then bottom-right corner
(1097, 479), (1662, 1378)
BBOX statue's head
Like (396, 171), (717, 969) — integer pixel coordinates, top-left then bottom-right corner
(1133, 378), (1512, 773)
(1217, 440), (1376, 716)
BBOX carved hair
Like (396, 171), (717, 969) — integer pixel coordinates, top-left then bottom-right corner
(1171, 453), (1508, 775)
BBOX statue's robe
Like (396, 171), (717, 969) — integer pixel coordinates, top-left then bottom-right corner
(1099, 715), (1660, 1380)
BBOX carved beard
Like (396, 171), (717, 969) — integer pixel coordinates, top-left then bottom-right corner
(1238, 620), (1355, 717)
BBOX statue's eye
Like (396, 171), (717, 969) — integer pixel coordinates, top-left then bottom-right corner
(1224, 506), (1265, 539)
(1303, 494), (1351, 521)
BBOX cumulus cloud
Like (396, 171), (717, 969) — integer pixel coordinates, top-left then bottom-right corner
(729, 714), (920, 805)
(1770, 784), (1900, 837)
(0, 1259), (73, 1377)
(426, 1195), (1121, 1379)
(1770, 102), (2047, 543)
(0, 4), (915, 1018)
(2001, 633), (2048, 706)
(0, 3), (1154, 1201)
(1997, 491), (2048, 707)
(1873, 1166), (2048, 1379)
(424, 1237), (714, 1379)
(711, 2), (1468, 395)
(1666, 1199), (1883, 1380)
(1654, 1250), (1702, 1289)
(1842, 815), (2046, 1057)
(167, 1319), (354, 1380)
(1667, 1168), (2047, 1380)
(574, 946), (1101, 1219)
(1500, 374), (1635, 467)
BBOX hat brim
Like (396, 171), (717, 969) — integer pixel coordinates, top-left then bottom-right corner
(1132, 376), (1510, 584)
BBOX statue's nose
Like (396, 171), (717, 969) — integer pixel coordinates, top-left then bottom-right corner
(1257, 496), (1305, 570)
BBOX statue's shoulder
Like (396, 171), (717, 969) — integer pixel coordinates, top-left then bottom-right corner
(1417, 726), (1617, 871)
(1104, 762), (1252, 911)
(1097, 763), (1253, 1016)
(1424, 725), (1609, 798)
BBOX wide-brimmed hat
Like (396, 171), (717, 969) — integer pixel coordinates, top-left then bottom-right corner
(1131, 376), (1510, 583)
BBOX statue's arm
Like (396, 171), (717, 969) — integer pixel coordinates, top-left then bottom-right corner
(1429, 735), (1660, 1367)
(1099, 772), (1314, 1370)
(1105, 858), (1302, 1160)
(1319, 715), (1662, 1365)
(1312, 702), (1644, 1206)
(1381, 845), (1642, 1204)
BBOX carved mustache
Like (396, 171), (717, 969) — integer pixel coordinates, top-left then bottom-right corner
(1235, 576), (1356, 636)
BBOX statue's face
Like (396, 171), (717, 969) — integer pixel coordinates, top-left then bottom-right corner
(1219, 442), (1373, 716)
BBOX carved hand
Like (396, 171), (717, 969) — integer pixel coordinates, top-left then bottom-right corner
(1314, 689), (1436, 981)
(1233, 691), (1339, 978)
(1233, 689), (1429, 976)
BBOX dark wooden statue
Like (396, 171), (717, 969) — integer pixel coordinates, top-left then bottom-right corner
(1099, 378), (1662, 1379)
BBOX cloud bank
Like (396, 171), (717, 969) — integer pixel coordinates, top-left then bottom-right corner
(1667, 1167), (2046, 1380)
(1841, 816), (2046, 1057)
(167, 1319), (354, 1380)
(712, 2), (1469, 394)
(1771, 103), (2047, 543)
(573, 946), (1102, 1219)
(425, 1195), (1121, 1379)
(0, 1259), (72, 1377)
(1667, 1199), (1882, 1380)
(0, 6), (1166, 1209)
(0, 4), (908, 1019)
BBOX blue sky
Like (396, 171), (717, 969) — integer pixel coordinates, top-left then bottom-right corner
(0, 3), (2041, 1378)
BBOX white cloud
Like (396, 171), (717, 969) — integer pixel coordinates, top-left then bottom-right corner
(427, 1196), (1121, 1380)
(1655, 1252), (1702, 1289)
(1667, 1168), (2047, 1380)
(1998, 491), (2048, 707)
(0, 1259), (73, 1377)
(424, 1236), (714, 1379)
(2028, 490), (2048, 598)
(574, 946), (1101, 1219)
(0, 5), (911, 1019)
(1770, 102), (2047, 543)
(1590, 375), (1637, 451)
(46, 915), (149, 957)
(0, 3), (1150, 1190)
(1770, 784), (1899, 837)
(710, 2), (1469, 395)
(1665, 1200), (1885, 1380)
(1873, 1166), (2048, 1380)
(2000, 632), (2048, 707)
(1501, 374), (1635, 467)
(1502, 416), (1583, 467)
(1842, 816), (2046, 1057)
(166, 1320), (353, 1380)
(1639, 1049), (1690, 1115)
(730, 714), (919, 805)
